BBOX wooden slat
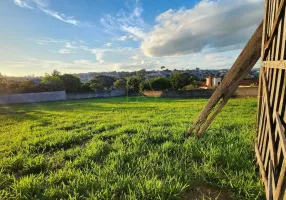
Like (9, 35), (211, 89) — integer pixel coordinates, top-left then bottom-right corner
(275, 112), (286, 156)
(280, 9), (286, 60)
(278, 72), (286, 115)
(275, 160), (286, 199)
(267, 160), (273, 200)
(262, 72), (278, 168)
(262, 0), (270, 59)
(263, 61), (286, 69)
(264, 0), (286, 58)
(255, 143), (269, 192)
(272, 69), (283, 121)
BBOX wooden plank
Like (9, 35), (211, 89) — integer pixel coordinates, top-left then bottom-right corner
(280, 9), (286, 60)
(278, 72), (286, 115)
(258, 103), (266, 148)
(262, 61), (286, 69)
(275, 19), (282, 61)
(255, 143), (269, 191)
(186, 22), (263, 138)
(262, 72), (278, 168)
(267, 160), (274, 200)
(272, 69), (283, 121)
(264, 146), (270, 169)
(275, 112), (286, 156)
(264, 0), (286, 58)
(262, 0), (270, 59)
(270, 68), (277, 106)
(274, 161), (285, 200)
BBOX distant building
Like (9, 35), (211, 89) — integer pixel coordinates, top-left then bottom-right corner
(239, 78), (259, 87)
(205, 76), (222, 88)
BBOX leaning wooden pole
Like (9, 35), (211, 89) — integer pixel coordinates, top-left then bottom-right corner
(185, 21), (263, 138)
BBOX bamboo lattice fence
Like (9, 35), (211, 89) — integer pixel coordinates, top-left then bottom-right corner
(256, 0), (286, 199)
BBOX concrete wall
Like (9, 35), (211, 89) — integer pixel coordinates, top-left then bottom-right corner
(233, 87), (258, 97)
(66, 90), (126, 100)
(0, 90), (126, 105)
(0, 91), (66, 105)
(143, 87), (258, 98)
(143, 89), (215, 98)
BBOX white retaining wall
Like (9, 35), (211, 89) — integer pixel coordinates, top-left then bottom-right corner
(0, 90), (126, 105)
(0, 91), (66, 105)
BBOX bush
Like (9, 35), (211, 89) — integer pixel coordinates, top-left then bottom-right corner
(126, 77), (140, 92)
(150, 77), (171, 90)
(114, 79), (127, 90)
(40, 76), (65, 92)
(60, 74), (81, 93)
(0, 77), (8, 93)
(90, 83), (104, 92)
(170, 72), (191, 90)
(91, 75), (115, 91)
(19, 80), (41, 93)
(80, 83), (92, 93)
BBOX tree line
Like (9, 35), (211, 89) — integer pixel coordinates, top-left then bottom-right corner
(0, 69), (201, 94)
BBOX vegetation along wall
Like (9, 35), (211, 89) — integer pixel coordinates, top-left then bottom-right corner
(143, 87), (258, 98)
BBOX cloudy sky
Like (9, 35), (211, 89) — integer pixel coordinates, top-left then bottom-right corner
(0, 0), (264, 76)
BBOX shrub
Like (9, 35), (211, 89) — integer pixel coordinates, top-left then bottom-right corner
(60, 74), (81, 93)
(170, 72), (191, 90)
(150, 77), (171, 90)
(114, 79), (127, 90)
(40, 75), (65, 92)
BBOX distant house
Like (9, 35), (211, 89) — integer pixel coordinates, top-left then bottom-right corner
(239, 78), (259, 87)
(197, 81), (207, 89)
(205, 76), (222, 88)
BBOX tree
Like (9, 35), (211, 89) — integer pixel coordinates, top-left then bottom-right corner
(51, 70), (61, 77)
(170, 72), (191, 90)
(136, 69), (147, 81)
(114, 79), (127, 90)
(60, 74), (81, 93)
(126, 77), (140, 92)
(0, 76), (7, 93)
(41, 75), (64, 92)
(19, 80), (40, 93)
(80, 83), (92, 93)
(90, 83), (104, 92)
(7, 81), (21, 93)
(189, 75), (200, 83)
(161, 66), (166, 70)
(91, 75), (115, 90)
(151, 77), (171, 90)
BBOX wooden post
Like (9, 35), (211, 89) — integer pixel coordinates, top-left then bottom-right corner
(185, 21), (263, 138)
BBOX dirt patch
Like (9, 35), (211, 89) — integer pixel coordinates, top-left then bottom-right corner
(184, 185), (233, 200)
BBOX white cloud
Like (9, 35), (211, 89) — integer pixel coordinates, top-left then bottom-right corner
(13, 0), (48, 9)
(117, 36), (128, 41)
(58, 48), (76, 54)
(121, 25), (146, 40)
(100, 2), (148, 40)
(13, 0), (33, 9)
(12, 0), (80, 25)
(39, 7), (79, 25)
(104, 43), (112, 47)
(141, 0), (264, 57)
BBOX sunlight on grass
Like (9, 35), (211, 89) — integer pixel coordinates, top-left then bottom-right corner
(0, 97), (264, 199)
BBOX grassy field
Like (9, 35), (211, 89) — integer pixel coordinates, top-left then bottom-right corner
(0, 97), (264, 199)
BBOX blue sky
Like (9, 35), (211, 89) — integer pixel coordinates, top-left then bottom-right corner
(0, 0), (264, 76)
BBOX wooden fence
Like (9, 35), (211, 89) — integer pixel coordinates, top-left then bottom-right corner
(256, 0), (286, 199)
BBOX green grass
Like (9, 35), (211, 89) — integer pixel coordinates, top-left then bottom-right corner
(0, 97), (264, 199)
